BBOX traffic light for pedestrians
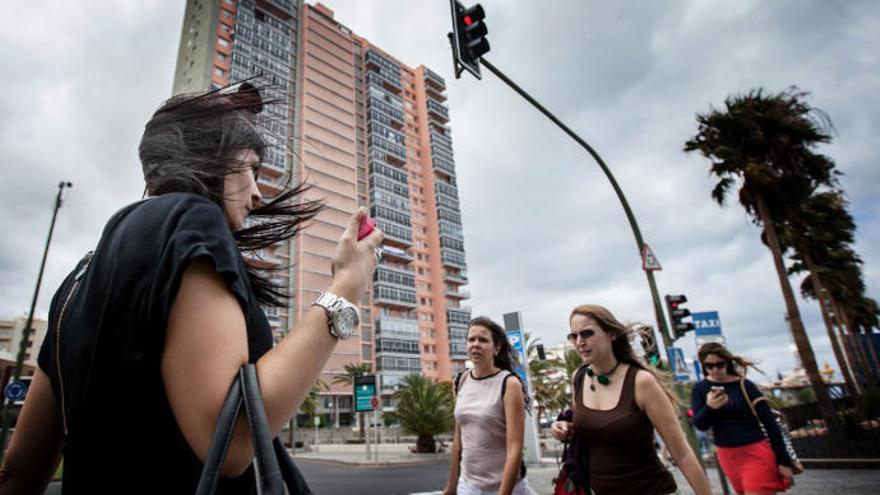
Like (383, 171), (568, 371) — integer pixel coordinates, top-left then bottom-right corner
(449, 1), (490, 79)
(665, 294), (694, 340)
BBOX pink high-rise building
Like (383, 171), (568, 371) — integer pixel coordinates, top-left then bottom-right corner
(173, 0), (470, 425)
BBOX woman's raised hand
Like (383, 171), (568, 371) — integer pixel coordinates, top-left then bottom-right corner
(329, 208), (384, 302)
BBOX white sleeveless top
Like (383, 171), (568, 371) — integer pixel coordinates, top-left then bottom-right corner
(455, 369), (514, 490)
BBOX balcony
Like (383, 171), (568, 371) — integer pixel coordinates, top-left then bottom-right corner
(429, 128), (453, 150)
(375, 315), (419, 340)
(365, 69), (402, 95)
(444, 270), (469, 284)
(376, 219), (413, 248)
(427, 99), (449, 124)
(369, 159), (409, 185)
(441, 249), (467, 269)
(432, 155), (456, 178)
(446, 289), (470, 300)
(379, 244), (414, 263)
(373, 283), (418, 309)
(447, 307), (472, 325)
(370, 134), (407, 165)
(424, 67), (446, 92)
(365, 50), (402, 80)
(434, 181), (459, 200)
(376, 337), (420, 355)
(374, 266), (416, 289)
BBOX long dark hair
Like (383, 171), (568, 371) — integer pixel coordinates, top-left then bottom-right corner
(138, 82), (321, 306)
(468, 316), (519, 373)
(569, 304), (678, 405)
(697, 342), (760, 377)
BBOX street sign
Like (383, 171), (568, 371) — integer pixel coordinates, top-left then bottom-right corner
(313, 416), (320, 427)
(505, 329), (530, 392)
(692, 311), (722, 336)
(692, 311), (726, 349)
(4, 380), (27, 402)
(354, 375), (376, 412)
(370, 397), (379, 410)
(667, 347), (691, 382)
(641, 244), (662, 271)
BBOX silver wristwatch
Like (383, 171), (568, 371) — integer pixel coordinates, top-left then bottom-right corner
(313, 292), (359, 340)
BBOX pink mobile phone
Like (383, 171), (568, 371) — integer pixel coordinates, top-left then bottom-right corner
(357, 215), (376, 241)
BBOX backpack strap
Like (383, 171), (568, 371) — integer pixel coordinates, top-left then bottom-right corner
(454, 370), (468, 394)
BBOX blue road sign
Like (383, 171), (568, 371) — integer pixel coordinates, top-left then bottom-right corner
(692, 311), (722, 336)
(667, 347), (691, 382)
(505, 329), (530, 392)
(5, 380), (27, 402)
(354, 375), (376, 412)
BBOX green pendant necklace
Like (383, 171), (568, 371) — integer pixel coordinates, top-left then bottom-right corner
(586, 361), (621, 391)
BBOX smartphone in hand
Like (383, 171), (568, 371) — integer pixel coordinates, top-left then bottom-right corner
(357, 215), (376, 241)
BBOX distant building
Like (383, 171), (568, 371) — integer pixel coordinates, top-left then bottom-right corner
(0, 317), (48, 377)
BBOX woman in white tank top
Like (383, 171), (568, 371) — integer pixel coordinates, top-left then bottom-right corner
(443, 317), (530, 495)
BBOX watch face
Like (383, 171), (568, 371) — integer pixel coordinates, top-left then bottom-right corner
(333, 307), (360, 337)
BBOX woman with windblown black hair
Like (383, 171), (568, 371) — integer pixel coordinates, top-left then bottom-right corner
(443, 316), (530, 495)
(0, 84), (383, 494)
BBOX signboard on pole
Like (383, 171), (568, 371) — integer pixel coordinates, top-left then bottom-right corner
(692, 311), (726, 348)
(354, 375), (376, 412)
(505, 329), (530, 393)
(667, 347), (691, 382)
(641, 244), (662, 271)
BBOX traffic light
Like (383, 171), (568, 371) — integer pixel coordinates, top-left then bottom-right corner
(449, 1), (490, 79)
(633, 324), (661, 367)
(665, 294), (694, 340)
(536, 343), (546, 360)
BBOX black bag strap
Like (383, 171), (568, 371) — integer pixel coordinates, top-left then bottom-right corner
(196, 365), (312, 495)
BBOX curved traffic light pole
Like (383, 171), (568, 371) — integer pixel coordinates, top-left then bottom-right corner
(479, 57), (673, 350)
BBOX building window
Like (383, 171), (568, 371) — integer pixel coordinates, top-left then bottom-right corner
(218, 38), (229, 47)
(215, 68), (225, 77)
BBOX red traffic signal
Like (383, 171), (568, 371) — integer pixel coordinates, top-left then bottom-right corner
(449, 1), (490, 79)
(665, 294), (694, 340)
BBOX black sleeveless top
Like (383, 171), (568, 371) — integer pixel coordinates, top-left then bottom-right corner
(37, 193), (273, 494)
(573, 366), (677, 495)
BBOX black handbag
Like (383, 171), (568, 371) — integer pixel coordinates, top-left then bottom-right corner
(196, 364), (312, 494)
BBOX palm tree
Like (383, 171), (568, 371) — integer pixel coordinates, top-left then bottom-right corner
(394, 373), (455, 453)
(561, 347), (584, 378)
(333, 363), (373, 441)
(523, 333), (568, 421)
(782, 191), (861, 396)
(684, 87), (840, 431)
(288, 379), (327, 448)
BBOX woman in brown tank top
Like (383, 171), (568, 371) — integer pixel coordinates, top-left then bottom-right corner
(551, 304), (713, 495)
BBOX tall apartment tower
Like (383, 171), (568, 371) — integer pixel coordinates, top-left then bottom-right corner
(172, 0), (470, 425)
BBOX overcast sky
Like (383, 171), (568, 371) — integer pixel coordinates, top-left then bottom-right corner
(2, 0), (877, 383)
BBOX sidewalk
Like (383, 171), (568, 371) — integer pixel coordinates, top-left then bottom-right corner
(293, 442), (451, 466)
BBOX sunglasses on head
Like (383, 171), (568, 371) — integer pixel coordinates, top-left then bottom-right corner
(702, 361), (727, 370)
(566, 329), (596, 342)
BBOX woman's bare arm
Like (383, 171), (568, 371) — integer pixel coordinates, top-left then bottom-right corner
(497, 376), (525, 495)
(635, 371), (713, 495)
(0, 368), (63, 495)
(162, 209), (382, 477)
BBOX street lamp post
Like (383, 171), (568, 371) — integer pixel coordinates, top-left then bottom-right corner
(0, 181), (73, 461)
